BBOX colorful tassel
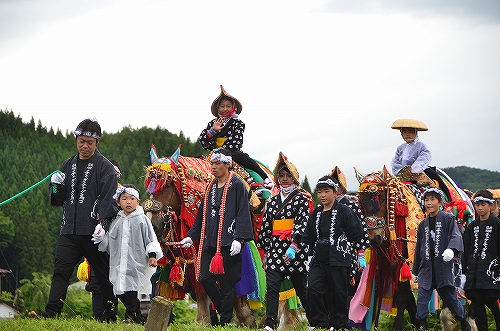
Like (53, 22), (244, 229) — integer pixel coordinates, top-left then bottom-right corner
(209, 252), (225, 274)
(399, 263), (412, 281)
(169, 259), (184, 285)
(157, 255), (168, 268)
(77, 258), (90, 282)
(146, 176), (157, 194)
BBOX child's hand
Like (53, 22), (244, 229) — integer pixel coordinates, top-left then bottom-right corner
(213, 118), (224, 131)
(149, 257), (157, 267)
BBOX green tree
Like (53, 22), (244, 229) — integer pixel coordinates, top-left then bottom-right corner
(0, 211), (15, 250)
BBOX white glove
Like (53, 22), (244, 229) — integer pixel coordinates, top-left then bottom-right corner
(91, 223), (105, 244)
(180, 237), (193, 248)
(412, 274), (418, 283)
(51, 172), (65, 184)
(442, 248), (454, 262)
(230, 240), (242, 256)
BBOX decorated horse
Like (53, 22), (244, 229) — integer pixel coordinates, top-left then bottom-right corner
(141, 144), (270, 326)
(349, 166), (474, 330)
(142, 144), (304, 328)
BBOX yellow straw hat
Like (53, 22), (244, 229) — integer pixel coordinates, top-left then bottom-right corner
(273, 152), (300, 185)
(211, 85), (243, 117)
(329, 166), (347, 192)
(391, 119), (428, 131)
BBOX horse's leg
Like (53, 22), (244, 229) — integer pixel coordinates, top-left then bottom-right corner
(393, 280), (416, 331)
(233, 295), (256, 328)
(280, 302), (301, 330)
(195, 292), (210, 324)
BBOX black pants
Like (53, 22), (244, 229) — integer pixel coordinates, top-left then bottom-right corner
(308, 264), (349, 329)
(89, 268), (104, 319)
(199, 246), (242, 325)
(118, 291), (142, 323)
(231, 150), (269, 182)
(416, 285), (465, 321)
(264, 270), (309, 329)
(45, 235), (117, 316)
(466, 288), (500, 331)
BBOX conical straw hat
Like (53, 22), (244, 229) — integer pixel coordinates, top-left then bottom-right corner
(391, 119), (428, 131)
(273, 152), (300, 185)
(211, 85), (243, 117)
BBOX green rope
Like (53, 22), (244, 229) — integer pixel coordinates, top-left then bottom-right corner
(0, 170), (61, 207)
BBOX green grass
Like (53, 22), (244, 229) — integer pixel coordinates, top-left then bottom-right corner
(0, 311), (435, 331)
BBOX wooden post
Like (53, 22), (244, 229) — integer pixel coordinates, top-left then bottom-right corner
(144, 296), (173, 331)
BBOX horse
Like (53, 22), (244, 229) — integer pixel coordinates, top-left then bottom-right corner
(351, 166), (475, 330)
(350, 166), (418, 331)
(142, 145), (264, 326)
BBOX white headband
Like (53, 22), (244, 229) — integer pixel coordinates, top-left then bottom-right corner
(113, 186), (140, 200)
(316, 179), (339, 191)
(113, 165), (121, 174)
(73, 129), (101, 139)
(210, 152), (232, 164)
(473, 196), (495, 204)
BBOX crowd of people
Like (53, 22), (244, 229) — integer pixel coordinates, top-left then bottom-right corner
(27, 87), (500, 331)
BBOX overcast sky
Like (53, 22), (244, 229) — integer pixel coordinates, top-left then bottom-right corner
(1, 0), (499, 191)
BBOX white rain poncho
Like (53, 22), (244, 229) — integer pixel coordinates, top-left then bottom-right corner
(99, 205), (163, 296)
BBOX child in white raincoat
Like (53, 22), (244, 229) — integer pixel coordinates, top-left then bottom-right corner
(97, 184), (163, 323)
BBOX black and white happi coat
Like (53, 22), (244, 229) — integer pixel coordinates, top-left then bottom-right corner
(463, 214), (500, 290)
(199, 117), (245, 151)
(337, 195), (370, 275)
(302, 201), (365, 267)
(257, 188), (310, 274)
(412, 210), (464, 290)
(50, 150), (118, 235)
(188, 175), (254, 247)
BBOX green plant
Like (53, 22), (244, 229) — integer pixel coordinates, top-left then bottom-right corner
(17, 272), (52, 312)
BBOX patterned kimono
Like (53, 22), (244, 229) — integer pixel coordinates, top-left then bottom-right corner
(257, 188), (310, 274)
(199, 117), (245, 151)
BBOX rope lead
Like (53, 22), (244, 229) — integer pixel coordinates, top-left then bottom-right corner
(0, 170), (61, 207)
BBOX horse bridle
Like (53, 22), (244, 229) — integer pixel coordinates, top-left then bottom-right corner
(359, 183), (387, 231)
(142, 195), (176, 245)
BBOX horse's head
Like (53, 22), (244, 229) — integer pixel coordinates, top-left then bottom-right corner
(355, 167), (391, 247)
(143, 145), (182, 242)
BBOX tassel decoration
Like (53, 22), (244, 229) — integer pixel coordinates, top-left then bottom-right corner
(209, 252), (225, 274)
(371, 193), (380, 212)
(77, 258), (90, 282)
(400, 263), (412, 281)
(169, 258), (184, 285)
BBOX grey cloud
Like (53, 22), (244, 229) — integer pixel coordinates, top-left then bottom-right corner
(0, 0), (114, 55)
(321, 0), (500, 24)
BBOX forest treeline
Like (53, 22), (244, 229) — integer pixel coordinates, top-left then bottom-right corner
(0, 109), (499, 293)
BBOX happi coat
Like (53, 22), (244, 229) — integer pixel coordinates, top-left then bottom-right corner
(302, 201), (365, 267)
(391, 140), (432, 175)
(99, 206), (163, 296)
(199, 116), (245, 151)
(412, 210), (464, 290)
(50, 150), (118, 235)
(188, 175), (254, 247)
(463, 214), (500, 290)
(257, 188), (310, 274)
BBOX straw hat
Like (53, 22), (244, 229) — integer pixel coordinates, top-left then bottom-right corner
(391, 119), (428, 131)
(273, 152), (300, 185)
(211, 85), (243, 117)
(329, 166), (347, 192)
